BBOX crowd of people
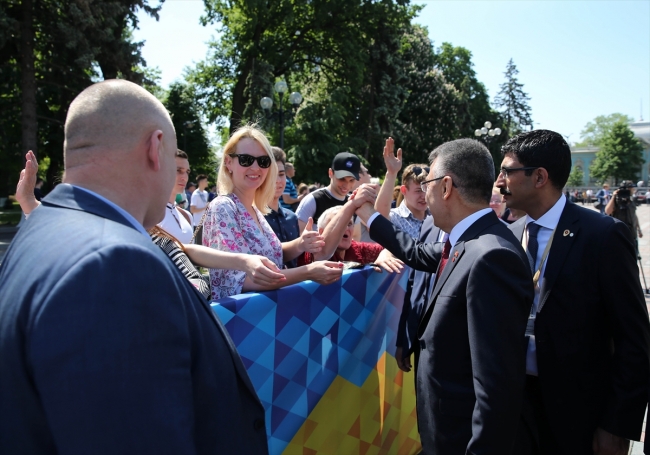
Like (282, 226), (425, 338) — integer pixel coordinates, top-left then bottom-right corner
(1, 79), (650, 455)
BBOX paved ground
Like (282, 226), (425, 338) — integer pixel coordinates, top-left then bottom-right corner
(1, 205), (649, 451)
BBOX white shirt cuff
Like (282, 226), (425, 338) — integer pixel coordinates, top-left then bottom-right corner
(366, 211), (381, 229)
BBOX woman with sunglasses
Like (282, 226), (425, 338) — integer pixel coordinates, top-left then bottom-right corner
(203, 125), (344, 299)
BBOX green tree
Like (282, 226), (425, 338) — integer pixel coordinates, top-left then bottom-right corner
(393, 26), (460, 163)
(590, 120), (644, 184)
(493, 58), (533, 138)
(575, 113), (635, 147)
(567, 166), (584, 187)
(163, 82), (216, 182)
(0, 0), (161, 196)
(432, 43), (495, 137)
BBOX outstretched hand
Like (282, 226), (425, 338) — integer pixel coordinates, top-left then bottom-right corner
(373, 248), (404, 273)
(244, 256), (286, 286)
(383, 137), (402, 175)
(300, 217), (325, 254)
(308, 261), (344, 286)
(16, 150), (41, 214)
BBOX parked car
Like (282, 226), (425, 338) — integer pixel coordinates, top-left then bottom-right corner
(635, 189), (648, 205)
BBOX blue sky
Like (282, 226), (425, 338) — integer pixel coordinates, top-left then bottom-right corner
(133, 0), (649, 145)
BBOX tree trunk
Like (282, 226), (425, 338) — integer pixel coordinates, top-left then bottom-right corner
(229, 56), (254, 132)
(20, 0), (37, 161)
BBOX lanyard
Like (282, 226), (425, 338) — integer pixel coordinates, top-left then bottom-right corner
(522, 224), (557, 289)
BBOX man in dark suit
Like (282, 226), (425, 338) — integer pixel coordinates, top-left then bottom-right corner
(496, 129), (650, 455)
(0, 80), (268, 454)
(355, 138), (533, 454)
(395, 215), (441, 373)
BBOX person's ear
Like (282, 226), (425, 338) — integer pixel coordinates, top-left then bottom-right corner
(534, 168), (550, 188)
(146, 130), (164, 171)
(442, 176), (453, 200)
(400, 185), (408, 195)
(224, 154), (233, 174)
(328, 168), (334, 180)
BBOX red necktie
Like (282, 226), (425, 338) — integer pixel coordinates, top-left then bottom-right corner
(437, 239), (452, 280)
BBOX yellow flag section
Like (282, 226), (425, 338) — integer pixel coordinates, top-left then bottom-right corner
(283, 351), (421, 455)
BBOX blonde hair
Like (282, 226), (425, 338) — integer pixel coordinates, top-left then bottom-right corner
(401, 163), (429, 187)
(217, 124), (278, 215)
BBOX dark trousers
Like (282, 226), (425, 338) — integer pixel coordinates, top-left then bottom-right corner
(513, 375), (562, 455)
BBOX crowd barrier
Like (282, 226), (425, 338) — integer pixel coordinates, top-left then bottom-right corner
(211, 267), (422, 455)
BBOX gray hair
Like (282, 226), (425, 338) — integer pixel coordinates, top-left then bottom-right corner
(317, 205), (344, 231)
(429, 139), (495, 204)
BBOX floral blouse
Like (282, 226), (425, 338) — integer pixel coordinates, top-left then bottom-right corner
(203, 193), (283, 299)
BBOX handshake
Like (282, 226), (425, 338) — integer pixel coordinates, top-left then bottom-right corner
(349, 183), (381, 223)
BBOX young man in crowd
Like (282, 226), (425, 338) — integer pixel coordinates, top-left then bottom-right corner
(159, 149), (194, 243)
(265, 148), (304, 268)
(190, 174), (209, 225)
(280, 162), (303, 211)
(295, 152), (360, 232)
(184, 181), (196, 210)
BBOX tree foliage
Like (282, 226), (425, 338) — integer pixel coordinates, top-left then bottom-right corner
(566, 166), (584, 187)
(163, 81), (216, 182)
(493, 58), (533, 138)
(590, 120), (644, 184)
(0, 0), (161, 196)
(191, 3), (480, 184)
(575, 113), (635, 148)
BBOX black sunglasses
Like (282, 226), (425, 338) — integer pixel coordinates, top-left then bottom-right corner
(412, 166), (430, 177)
(232, 153), (272, 169)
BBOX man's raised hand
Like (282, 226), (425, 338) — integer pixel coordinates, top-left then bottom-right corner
(383, 137), (402, 176)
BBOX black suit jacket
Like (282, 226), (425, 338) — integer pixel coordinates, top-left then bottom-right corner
(396, 216), (441, 356)
(509, 201), (650, 453)
(0, 185), (269, 454)
(372, 210), (533, 455)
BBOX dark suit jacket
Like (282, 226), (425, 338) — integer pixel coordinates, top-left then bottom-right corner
(371, 210), (533, 455)
(396, 216), (441, 356)
(0, 185), (269, 455)
(509, 201), (650, 453)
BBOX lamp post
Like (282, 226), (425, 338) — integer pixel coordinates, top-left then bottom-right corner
(474, 121), (501, 145)
(260, 81), (302, 149)
(183, 121), (194, 151)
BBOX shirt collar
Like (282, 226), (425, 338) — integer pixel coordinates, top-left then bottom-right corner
(70, 184), (150, 238)
(449, 207), (493, 247)
(525, 194), (566, 230)
(395, 200), (429, 219)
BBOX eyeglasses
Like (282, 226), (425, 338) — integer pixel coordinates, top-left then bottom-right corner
(499, 166), (538, 178)
(412, 166), (430, 177)
(420, 175), (457, 193)
(232, 153), (272, 169)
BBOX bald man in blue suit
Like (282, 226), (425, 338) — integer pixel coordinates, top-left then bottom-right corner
(0, 80), (268, 454)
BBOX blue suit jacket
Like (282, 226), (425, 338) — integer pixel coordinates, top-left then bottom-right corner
(0, 185), (268, 455)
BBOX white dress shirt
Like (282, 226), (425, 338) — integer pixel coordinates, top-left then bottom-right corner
(525, 194), (567, 375)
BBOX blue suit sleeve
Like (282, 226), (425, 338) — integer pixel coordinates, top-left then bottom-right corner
(27, 244), (198, 455)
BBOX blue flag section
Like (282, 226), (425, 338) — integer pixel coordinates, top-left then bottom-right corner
(211, 267), (422, 455)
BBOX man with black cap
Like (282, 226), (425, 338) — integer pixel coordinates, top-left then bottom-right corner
(295, 152), (361, 232)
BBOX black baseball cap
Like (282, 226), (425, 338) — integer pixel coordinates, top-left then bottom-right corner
(331, 152), (360, 180)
